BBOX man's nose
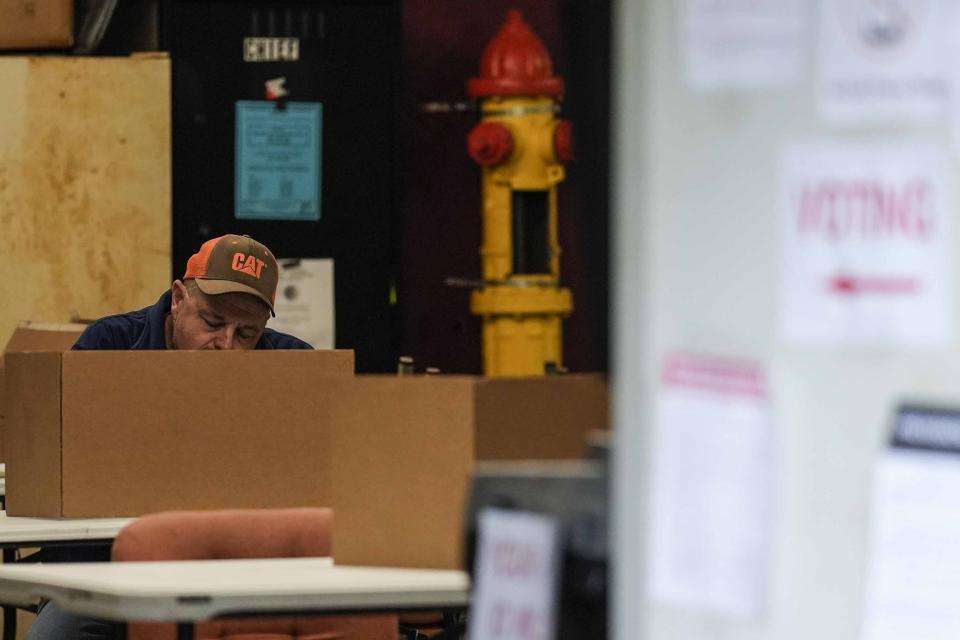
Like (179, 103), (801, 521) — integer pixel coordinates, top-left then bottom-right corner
(214, 326), (236, 350)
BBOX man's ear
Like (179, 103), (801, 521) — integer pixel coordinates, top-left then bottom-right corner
(170, 280), (187, 317)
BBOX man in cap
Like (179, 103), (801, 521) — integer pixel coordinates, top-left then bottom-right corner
(74, 233), (311, 350)
(29, 234), (311, 640)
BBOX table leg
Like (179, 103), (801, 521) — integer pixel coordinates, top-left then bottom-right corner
(176, 622), (194, 640)
(2, 548), (15, 640)
(441, 609), (464, 639)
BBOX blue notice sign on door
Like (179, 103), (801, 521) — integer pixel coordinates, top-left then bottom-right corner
(235, 101), (322, 221)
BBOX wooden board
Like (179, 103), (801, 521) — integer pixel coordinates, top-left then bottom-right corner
(0, 56), (171, 347)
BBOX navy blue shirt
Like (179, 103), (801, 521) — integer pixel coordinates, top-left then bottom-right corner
(73, 290), (313, 350)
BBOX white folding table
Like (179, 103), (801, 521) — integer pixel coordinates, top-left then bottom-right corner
(0, 558), (471, 640)
(0, 511), (133, 640)
(0, 511), (132, 547)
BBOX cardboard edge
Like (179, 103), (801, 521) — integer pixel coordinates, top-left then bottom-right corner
(5, 352), (64, 516)
(328, 376), (478, 569)
(473, 374), (610, 460)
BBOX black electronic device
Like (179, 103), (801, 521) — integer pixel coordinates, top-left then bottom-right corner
(465, 453), (609, 639)
(162, 1), (401, 371)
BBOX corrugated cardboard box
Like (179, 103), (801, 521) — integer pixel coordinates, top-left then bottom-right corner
(0, 1), (73, 49)
(0, 322), (86, 460)
(473, 375), (609, 460)
(5, 349), (355, 517)
(326, 375), (608, 569)
(3, 322), (86, 353)
(326, 376), (477, 569)
(5, 353), (607, 569)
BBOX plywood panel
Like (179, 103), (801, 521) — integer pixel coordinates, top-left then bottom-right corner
(0, 56), (171, 346)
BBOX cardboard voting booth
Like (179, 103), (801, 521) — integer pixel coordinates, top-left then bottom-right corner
(325, 375), (608, 569)
(4, 350), (355, 517)
(4, 350), (608, 569)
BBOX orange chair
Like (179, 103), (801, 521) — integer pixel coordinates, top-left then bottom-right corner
(111, 508), (398, 640)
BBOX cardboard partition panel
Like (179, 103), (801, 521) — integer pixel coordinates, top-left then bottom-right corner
(0, 322), (87, 460)
(325, 375), (608, 569)
(6, 355), (607, 570)
(474, 375), (609, 460)
(5, 350), (355, 517)
(4, 322), (87, 353)
(327, 377), (478, 570)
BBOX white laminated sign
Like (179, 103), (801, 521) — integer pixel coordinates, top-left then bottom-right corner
(680, 0), (805, 91)
(861, 405), (960, 639)
(646, 353), (775, 616)
(778, 143), (954, 349)
(469, 508), (561, 640)
(268, 258), (335, 349)
(818, 0), (951, 124)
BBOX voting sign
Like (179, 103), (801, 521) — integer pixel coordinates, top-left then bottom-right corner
(778, 143), (954, 348)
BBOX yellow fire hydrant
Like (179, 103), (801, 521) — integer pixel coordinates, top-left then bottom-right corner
(466, 10), (574, 377)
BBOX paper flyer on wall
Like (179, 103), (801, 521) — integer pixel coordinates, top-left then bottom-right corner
(778, 142), (954, 349)
(646, 352), (775, 616)
(861, 405), (960, 639)
(680, 0), (805, 91)
(818, 0), (950, 124)
(234, 101), (323, 221)
(268, 258), (334, 349)
(949, 6), (960, 154)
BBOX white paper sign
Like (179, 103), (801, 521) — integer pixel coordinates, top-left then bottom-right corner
(268, 258), (335, 349)
(681, 0), (805, 91)
(949, 6), (960, 154)
(861, 407), (960, 639)
(818, 0), (950, 124)
(469, 508), (561, 640)
(778, 143), (954, 349)
(646, 353), (775, 615)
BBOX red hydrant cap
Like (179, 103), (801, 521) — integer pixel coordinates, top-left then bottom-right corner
(467, 10), (564, 98)
(554, 120), (574, 163)
(468, 121), (514, 166)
